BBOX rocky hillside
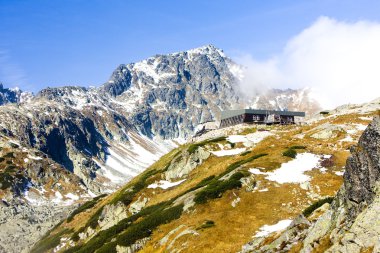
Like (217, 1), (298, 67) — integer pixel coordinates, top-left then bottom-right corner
(0, 83), (32, 105)
(0, 45), (322, 253)
(0, 45), (321, 193)
(241, 114), (380, 253)
(31, 100), (379, 253)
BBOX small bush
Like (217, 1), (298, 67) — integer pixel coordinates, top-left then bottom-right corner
(116, 204), (184, 247)
(0, 157), (5, 163)
(289, 145), (306, 150)
(96, 242), (117, 253)
(220, 153), (267, 177)
(194, 172), (246, 204)
(85, 206), (104, 229)
(240, 150), (252, 156)
(67, 194), (107, 222)
(0, 173), (13, 190)
(9, 143), (19, 148)
(187, 137), (226, 154)
(228, 142), (236, 148)
(283, 149), (297, 158)
(321, 156), (334, 168)
(110, 169), (157, 205)
(71, 226), (86, 241)
(197, 220), (215, 230)
(4, 152), (14, 158)
(68, 201), (171, 253)
(302, 197), (334, 217)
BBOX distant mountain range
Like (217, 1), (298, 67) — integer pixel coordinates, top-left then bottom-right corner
(0, 45), (321, 193)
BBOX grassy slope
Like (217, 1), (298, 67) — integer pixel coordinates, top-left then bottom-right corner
(36, 111), (377, 253)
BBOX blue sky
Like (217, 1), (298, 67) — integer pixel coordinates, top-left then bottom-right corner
(1, 0), (380, 93)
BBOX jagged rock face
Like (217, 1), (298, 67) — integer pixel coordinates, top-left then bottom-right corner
(100, 45), (241, 138)
(344, 117), (380, 215)
(301, 117), (380, 252)
(0, 45), (322, 193)
(0, 83), (32, 105)
(0, 199), (75, 253)
(164, 147), (211, 180)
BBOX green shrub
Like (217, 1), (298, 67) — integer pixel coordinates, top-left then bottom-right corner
(197, 220), (215, 230)
(5, 165), (17, 172)
(228, 142), (236, 148)
(62, 245), (83, 253)
(67, 201), (171, 253)
(0, 173), (13, 190)
(194, 172), (246, 204)
(282, 148), (297, 158)
(9, 142), (19, 148)
(220, 154), (267, 177)
(30, 228), (72, 253)
(187, 137), (226, 154)
(71, 226), (86, 241)
(302, 197), (334, 217)
(240, 150), (252, 156)
(283, 146), (306, 158)
(116, 204), (183, 247)
(96, 242), (117, 253)
(4, 152), (14, 158)
(67, 194), (107, 222)
(110, 169), (157, 205)
(85, 206), (104, 229)
(289, 145), (306, 150)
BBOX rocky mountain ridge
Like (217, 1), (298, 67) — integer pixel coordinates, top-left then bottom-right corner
(0, 45), (322, 253)
(0, 83), (32, 105)
(30, 98), (379, 253)
(0, 45), (321, 193)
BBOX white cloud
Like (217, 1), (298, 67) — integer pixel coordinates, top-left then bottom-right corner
(234, 17), (380, 109)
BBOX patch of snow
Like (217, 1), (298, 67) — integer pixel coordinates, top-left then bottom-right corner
(346, 129), (357, 135)
(52, 191), (63, 203)
(27, 155), (43, 160)
(254, 219), (293, 237)
(359, 116), (372, 121)
(258, 188), (269, 192)
(24, 158), (29, 163)
(265, 153), (322, 184)
(335, 171), (344, 176)
(355, 124), (367, 131)
(249, 168), (267, 175)
(147, 179), (186, 190)
(340, 135), (354, 142)
(227, 135), (248, 143)
(227, 131), (273, 148)
(65, 193), (79, 201)
(211, 148), (246, 157)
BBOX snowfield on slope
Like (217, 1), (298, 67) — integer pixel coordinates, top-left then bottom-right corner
(227, 131), (273, 147)
(265, 153), (323, 184)
(249, 153), (327, 184)
(254, 219), (293, 237)
(211, 148), (247, 157)
(147, 179), (186, 190)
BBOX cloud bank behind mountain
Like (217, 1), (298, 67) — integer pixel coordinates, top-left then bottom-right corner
(234, 16), (380, 109)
